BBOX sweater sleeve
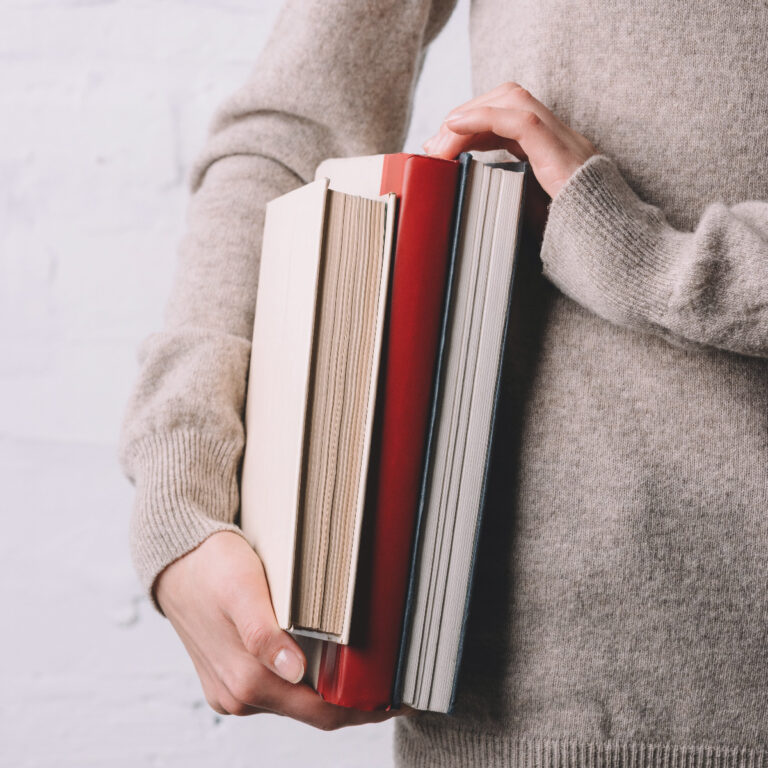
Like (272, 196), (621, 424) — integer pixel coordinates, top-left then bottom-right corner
(540, 154), (768, 358)
(119, 0), (458, 610)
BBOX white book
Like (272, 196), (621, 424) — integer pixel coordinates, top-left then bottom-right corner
(240, 177), (396, 645)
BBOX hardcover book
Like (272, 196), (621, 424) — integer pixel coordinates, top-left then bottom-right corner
(313, 153), (461, 710)
(240, 177), (396, 644)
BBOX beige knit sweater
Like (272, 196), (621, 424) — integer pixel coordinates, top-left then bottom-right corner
(119, 1), (768, 765)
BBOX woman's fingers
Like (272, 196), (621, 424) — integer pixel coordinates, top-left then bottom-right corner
(426, 106), (549, 164)
(210, 533), (307, 685)
(446, 82), (563, 130)
(217, 646), (399, 729)
(426, 127), (529, 163)
(157, 531), (414, 728)
(424, 83), (563, 154)
(446, 107), (549, 146)
(442, 81), (528, 121)
(422, 82), (596, 197)
(445, 105), (581, 195)
(269, 682), (398, 731)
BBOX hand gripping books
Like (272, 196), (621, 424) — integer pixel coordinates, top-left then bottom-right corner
(240, 152), (528, 713)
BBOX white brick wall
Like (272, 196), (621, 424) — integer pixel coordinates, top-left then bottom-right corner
(0, 1), (471, 765)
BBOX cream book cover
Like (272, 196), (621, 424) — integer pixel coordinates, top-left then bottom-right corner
(240, 176), (395, 645)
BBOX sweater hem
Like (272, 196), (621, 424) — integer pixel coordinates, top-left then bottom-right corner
(395, 727), (768, 768)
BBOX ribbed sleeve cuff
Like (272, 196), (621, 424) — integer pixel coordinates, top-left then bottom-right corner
(123, 430), (247, 613)
(540, 154), (684, 332)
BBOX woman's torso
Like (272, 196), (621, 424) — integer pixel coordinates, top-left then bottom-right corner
(397, 0), (768, 758)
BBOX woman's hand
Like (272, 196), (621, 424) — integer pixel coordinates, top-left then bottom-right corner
(155, 530), (398, 729)
(422, 82), (596, 198)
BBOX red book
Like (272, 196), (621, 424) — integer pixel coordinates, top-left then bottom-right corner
(313, 153), (460, 710)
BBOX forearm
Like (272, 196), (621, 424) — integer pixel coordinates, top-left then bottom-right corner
(425, 84), (768, 359)
(119, 155), (299, 601)
(541, 154), (768, 358)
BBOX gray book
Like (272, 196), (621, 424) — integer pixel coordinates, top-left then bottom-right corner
(395, 154), (528, 713)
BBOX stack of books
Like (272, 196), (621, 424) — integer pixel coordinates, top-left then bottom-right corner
(240, 151), (527, 714)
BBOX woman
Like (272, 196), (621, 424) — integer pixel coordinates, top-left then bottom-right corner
(120, 1), (768, 765)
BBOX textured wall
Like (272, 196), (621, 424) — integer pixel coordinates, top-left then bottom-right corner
(0, 1), (470, 765)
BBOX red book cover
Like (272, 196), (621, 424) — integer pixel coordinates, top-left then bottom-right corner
(316, 154), (460, 710)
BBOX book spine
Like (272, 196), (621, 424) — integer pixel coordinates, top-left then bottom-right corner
(316, 154), (460, 710)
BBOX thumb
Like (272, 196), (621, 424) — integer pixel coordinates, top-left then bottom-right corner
(224, 550), (307, 685)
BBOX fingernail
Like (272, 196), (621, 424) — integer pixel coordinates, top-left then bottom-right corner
(274, 649), (304, 684)
(445, 111), (467, 125)
(422, 135), (438, 153)
(424, 136), (441, 156)
(429, 134), (452, 156)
